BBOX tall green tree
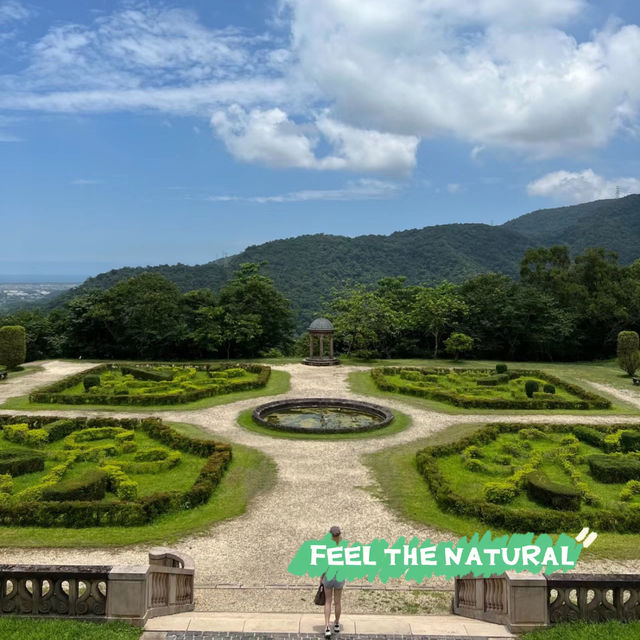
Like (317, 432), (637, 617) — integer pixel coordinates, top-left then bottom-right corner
(218, 263), (293, 358)
(617, 331), (640, 376)
(411, 283), (467, 358)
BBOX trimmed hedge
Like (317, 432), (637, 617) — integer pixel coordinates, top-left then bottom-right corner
(416, 422), (640, 533)
(0, 415), (232, 527)
(620, 431), (640, 452)
(0, 326), (26, 370)
(41, 470), (107, 502)
(372, 367), (611, 410)
(83, 375), (101, 391)
(526, 471), (582, 511)
(0, 449), (45, 476)
(588, 454), (640, 483)
(119, 365), (173, 382)
(28, 363), (271, 406)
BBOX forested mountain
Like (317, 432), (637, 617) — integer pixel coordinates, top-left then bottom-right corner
(44, 194), (640, 328)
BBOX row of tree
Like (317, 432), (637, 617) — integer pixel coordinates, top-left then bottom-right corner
(324, 246), (640, 361)
(0, 263), (293, 361)
(1, 246), (639, 363)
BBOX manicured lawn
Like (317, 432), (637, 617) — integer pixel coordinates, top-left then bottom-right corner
(0, 618), (140, 640)
(1, 369), (290, 412)
(236, 407), (411, 440)
(523, 621), (640, 640)
(363, 422), (640, 560)
(0, 421), (276, 547)
(350, 358), (640, 415)
(0, 364), (44, 382)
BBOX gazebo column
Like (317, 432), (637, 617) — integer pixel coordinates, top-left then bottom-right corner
(330, 336), (334, 358)
(309, 334), (314, 358)
(319, 334), (324, 358)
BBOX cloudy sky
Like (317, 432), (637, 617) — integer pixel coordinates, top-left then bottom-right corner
(2, 0), (640, 277)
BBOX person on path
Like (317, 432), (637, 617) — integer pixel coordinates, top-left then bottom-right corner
(323, 525), (345, 638)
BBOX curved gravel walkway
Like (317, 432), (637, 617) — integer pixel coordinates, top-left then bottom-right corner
(0, 362), (639, 612)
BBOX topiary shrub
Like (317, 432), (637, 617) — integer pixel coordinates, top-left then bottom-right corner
(483, 481), (518, 504)
(526, 471), (582, 511)
(83, 375), (101, 391)
(543, 384), (556, 394)
(617, 331), (640, 376)
(620, 480), (640, 502)
(525, 380), (540, 398)
(0, 326), (26, 370)
(496, 364), (508, 374)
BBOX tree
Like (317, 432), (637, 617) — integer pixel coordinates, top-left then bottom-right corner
(0, 325), (26, 369)
(328, 283), (399, 358)
(218, 263), (293, 357)
(412, 283), (467, 358)
(617, 331), (640, 376)
(444, 332), (474, 360)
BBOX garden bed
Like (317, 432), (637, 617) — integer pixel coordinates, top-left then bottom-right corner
(372, 366), (611, 410)
(416, 421), (640, 533)
(0, 415), (231, 527)
(28, 362), (270, 406)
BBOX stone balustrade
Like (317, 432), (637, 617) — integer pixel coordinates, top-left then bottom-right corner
(454, 572), (640, 633)
(0, 547), (194, 626)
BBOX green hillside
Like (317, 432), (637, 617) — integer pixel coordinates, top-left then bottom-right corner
(44, 195), (640, 328)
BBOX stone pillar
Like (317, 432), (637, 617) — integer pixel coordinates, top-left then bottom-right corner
(330, 336), (334, 358)
(319, 335), (324, 358)
(309, 334), (314, 357)
(504, 571), (549, 633)
(107, 565), (149, 626)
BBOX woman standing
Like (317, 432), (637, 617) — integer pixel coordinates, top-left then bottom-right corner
(322, 525), (345, 638)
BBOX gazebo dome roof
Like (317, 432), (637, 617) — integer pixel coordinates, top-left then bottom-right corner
(308, 317), (334, 332)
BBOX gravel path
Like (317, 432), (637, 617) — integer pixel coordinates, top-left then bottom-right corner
(0, 362), (639, 613)
(587, 381), (640, 410)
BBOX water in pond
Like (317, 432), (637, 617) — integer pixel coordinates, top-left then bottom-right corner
(263, 407), (381, 431)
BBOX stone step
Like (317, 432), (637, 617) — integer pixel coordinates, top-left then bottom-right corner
(144, 613), (515, 639)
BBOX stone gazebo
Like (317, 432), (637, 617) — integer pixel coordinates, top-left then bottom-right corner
(303, 318), (339, 366)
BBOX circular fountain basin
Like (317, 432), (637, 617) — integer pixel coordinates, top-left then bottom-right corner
(252, 398), (394, 434)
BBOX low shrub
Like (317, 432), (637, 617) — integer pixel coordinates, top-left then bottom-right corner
(119, 365), (173, 382)
(83, 374), (101, 391)
(572, 426), (606, 448)
(3, 423), (28, 443)
(620, 431), (640, 453)
(526, 471), (582, 511)
(476, 374), (509, 387)
(464, 459), (488, 472)
(484, 481), (518, 503)
(496, 364), (508, 374)
(620, 480), (640, 502)
(588, 454), (640, 483)
(133, 447), (168, 462)
(24, 429), (48, 447)
(102, 465), (138, 500)
(543, 384), (556, 395)
(519, 428), (547, 440)
(44, 419), (78, 441)
(462, 445), (482, 459)
(0, 474), (12, 494)
(41, 470), (107, 502)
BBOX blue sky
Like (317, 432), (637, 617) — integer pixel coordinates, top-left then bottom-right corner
(1, 0), (640, 278)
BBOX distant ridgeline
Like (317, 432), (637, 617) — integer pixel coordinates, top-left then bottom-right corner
(27, 194), (640, 328)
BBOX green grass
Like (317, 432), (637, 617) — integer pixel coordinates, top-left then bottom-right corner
(0, 421), (277, 547)
(0, 618), (140, 640)
(0, 364), (44, 382)
(363, 422), (640, 560)
(349, 359), (640, 415)
(236, 407), (411, 440)
(523, 621), (640, 640)
(1, 369), (290, 412)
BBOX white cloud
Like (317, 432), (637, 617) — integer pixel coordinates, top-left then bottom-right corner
(207, 179), (399, 203)
(211, 105), (418, 174)
(2, 0), (640, 171)
(0, 1), (30, 24)
(284, 0), (640, 155)
(527, 169), (640, 203)
(447, 183), (463, 194)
